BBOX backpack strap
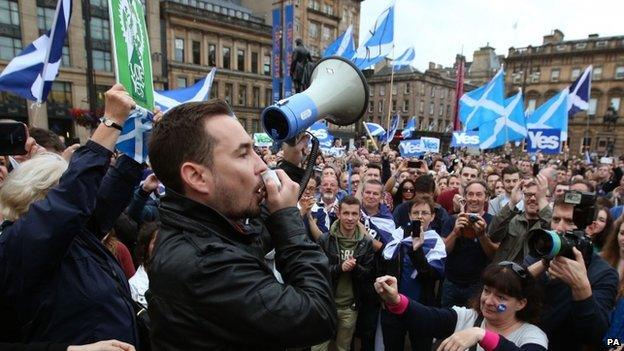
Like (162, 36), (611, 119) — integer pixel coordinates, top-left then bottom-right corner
(468, 314), (485, 351)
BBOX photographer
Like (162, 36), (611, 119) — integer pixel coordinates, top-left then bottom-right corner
(526, 194), (619, 350)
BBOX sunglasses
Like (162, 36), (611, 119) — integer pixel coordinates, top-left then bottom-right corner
(403, 188), (414, 193)
(498, 261), (528, 280)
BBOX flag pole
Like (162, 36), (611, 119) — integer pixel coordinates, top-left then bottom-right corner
(362, 121), (380, 151)
(385, 47), (396, 146)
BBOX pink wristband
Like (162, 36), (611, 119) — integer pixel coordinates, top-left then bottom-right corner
(478, 330), (500, 351)
(386, 294), (409, 315)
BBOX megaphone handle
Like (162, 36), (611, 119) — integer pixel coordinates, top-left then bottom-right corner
(298, 132), (319, 200)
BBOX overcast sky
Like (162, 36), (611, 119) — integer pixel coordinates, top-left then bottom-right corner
(360, 0), (623, 71)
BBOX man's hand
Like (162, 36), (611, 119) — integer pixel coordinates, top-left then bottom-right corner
(265, 169), (300, 214)
(298, 195), (315, 216)
(141, 173), (160, 193)
(453, 194), (466, 213)
(473, 215), (487, 237)
(374, 275), (400, 305)
(451, 213), (469, 236)
(412, 235), (424, 251)
(282, 133), (310, 166)
(548, 247), (592, 300)
(103, 84), (136, 126)
(508, 179), (524, 209)
(67, 340), (135, 351)
(341, 257), (357, 272)
(13, 137), (45, 163)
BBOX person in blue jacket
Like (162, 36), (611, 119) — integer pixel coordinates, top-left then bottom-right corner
(0, 85), (143, 347)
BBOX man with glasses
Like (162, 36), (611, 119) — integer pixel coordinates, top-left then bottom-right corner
(488, 166), (523, 216)
(487, 176), (552, 264)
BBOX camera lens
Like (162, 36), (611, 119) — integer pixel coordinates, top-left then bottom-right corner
(528, 229), (561, 259)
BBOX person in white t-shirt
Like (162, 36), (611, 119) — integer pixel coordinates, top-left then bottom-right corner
(129, 221), (159, 308)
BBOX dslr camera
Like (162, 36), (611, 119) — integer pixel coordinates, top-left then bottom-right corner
(527, 190), (596, 264)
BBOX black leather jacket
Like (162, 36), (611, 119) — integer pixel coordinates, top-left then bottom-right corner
(317, 231), (375, 310)
(147, 191), (337, 350)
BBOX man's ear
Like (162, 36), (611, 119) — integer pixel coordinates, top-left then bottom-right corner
(180, 162), (213, 196)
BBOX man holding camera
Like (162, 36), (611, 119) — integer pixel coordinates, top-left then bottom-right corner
(440, 180), (497, 307)
(488, 175), (552, 264)
(527, 193), (618, 351)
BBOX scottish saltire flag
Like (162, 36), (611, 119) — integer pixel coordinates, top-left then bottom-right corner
(527, 89), (570, 140)
(380, 114), (399, 143)
(154, 68), (216, 112)
(0, 0), (72, 102)
(479, 90), (528, 149)
(392, 47), (415, 69)
(459, 69), (505, 131)
(116, 109), (153, 163)
(351, 3), (394, 69)
(382, 229), (446, 278)
(323, 25), (355, 58)
(308, 120), (333, 148)
(364, 122), (385, 137)
(402, 117), (416, 138)
(568, 65), (592, 116)
(361, 204), (395, 245)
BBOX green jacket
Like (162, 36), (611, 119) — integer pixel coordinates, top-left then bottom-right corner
(487, 203), (552, 263)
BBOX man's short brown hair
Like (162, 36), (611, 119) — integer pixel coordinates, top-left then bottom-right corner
(148, 100), (233, 193)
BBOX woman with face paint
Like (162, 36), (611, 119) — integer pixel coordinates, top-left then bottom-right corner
(375, 261), (547, 351)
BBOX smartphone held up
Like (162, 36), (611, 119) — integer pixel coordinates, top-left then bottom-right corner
(0, 121), (27, 156)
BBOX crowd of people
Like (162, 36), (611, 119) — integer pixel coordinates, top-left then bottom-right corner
(0, 86), (623, 351)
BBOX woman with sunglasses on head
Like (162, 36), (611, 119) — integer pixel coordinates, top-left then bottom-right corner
(375, 261), (547, 351)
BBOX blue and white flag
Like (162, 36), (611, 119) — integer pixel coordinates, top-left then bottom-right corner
(479, 90), (528, 150)
(323, 25), (355, 59)
(380, 114), (399, 143)
(459, 69), (505, 131)
(364, 122), (385, 137)
(361, 204), (396, 245)
(568, 65), (592, 116)
(527, 89), (569, 140)
(0, 0), (72, 102)
(402, 117), (417, 138)
(451, 131), (480, 147)
(392, 47), (415, 69)
(154, 68), (216, 112)
(382, 229), (446, 278)
(351, 3), (394, 70)
(308, 120), (333, 149)
(117, 109), (153, 164)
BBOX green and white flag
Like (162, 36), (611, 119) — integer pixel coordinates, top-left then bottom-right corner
(108, 0), (154, 111)
(254, 133), (273, 147)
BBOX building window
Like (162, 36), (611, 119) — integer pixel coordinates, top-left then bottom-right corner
(222, 46), (231, 69)
(446, 105), (451, 118)
(430, 86), (435, 97)
(378, 101), (384, 113)
(91, 0), (108, 8)
(251, 52), (258, 74)
(571, 68), (581, 81)
(37, 6), (54, 32)
(0, 36), (21, 60)
(404, 83), (411, 94)
(322, 26), (331, 41)
(0, 0), (20, 26)
(403, 100), (409, 112)
(238, 85), (246, 106)
(588, 98), (597, 116)
(192, 40), (201, 64)
(252, 87), (260, 108)
(438, 104), (444, 116)
(92, 50), (111, 71)
(174, 38), (184, 62)
(429, 102), (434, 115)
(369, 86), (374, 96)
(392, 85), (397, 95)
(550, 68), (560, 82)
(263, 54), (271, 76)
(610, 97), (621, 112)
(392, 99), (397, 111)
(616, 66), (624, 80)
(48, 82), (71, 107)
(420, 83), (425, 95)
(527, 99), (537, 113)
(237, 49), (245, 71)
(419, 100), (424, 113)
(368, 101), (373, 113)
(176, 77), (187, 88)
(61, 46), (70, 66)
(224, 83), (233, 104)
(309, 22), (319, 38)
(90, 17), (110, 41)
(210, 80), (219, 98)
(530, 71), (540, 83)
(322, 3), (333, 15)
(593, 67), (602, 80)
(208, 44), (216, 66)
(252, 119), (260, 133)
(380, 86), (385, 96)
(265, 88), (272, 106)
